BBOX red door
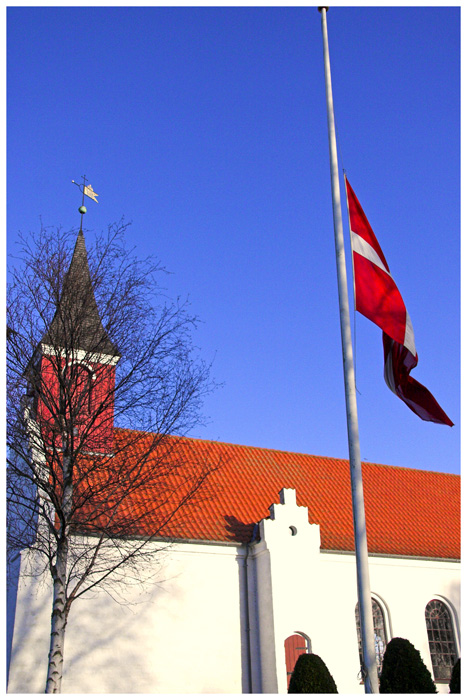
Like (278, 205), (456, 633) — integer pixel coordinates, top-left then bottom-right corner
(285, 634), (308, 689)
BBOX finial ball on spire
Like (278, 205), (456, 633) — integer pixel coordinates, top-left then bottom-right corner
(79, 205), (87, 215)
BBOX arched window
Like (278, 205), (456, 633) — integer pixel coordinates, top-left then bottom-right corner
(70, 364), (93, 420)
(425, 599), (458, 681)
(64, 362), (93, 423)
(355, 598), (388, 678)
(284, 633), (310, 689)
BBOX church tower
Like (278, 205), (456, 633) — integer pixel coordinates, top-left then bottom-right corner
(34, 230), (119, 454)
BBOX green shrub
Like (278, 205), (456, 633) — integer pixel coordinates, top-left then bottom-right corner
(449, 658), (460, 693)
(379, 637), (437, 693)
(288, 653), (338, 693)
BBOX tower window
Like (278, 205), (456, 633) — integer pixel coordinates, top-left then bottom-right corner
(71, 364), (93, 418)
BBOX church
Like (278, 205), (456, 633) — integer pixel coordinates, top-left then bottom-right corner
(7, 231), (460, 694)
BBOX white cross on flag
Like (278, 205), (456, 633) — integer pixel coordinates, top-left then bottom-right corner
(345, 175), (452, 426)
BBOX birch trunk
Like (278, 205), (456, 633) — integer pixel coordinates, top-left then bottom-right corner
(45, 539), (69, 693)
(45, 450), (72, 693)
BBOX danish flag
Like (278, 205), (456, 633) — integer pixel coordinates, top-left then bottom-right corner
(345, 176), (453, 426)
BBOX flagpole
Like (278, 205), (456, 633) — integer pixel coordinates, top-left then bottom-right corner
(318, 7), (379, 693)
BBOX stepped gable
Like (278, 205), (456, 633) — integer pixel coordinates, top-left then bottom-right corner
(41, 231), (118, 356)
(77, 430), (460, 561)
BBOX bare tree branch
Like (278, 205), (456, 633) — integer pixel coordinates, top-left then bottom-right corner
(7, 222), (220, 693)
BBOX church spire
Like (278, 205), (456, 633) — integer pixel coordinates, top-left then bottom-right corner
(36, 230), (119, 454)
(41, 231), (118, 358)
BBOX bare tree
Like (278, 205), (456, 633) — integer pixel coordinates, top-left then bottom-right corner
(7, 221), (218, 693)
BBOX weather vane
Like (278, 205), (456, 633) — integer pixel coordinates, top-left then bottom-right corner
(72, 175), (99, 230)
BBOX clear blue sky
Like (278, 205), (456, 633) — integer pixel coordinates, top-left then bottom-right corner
(7, 6), (460, 475)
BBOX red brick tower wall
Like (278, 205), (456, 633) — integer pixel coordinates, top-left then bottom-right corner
(36, 354), (116, 454)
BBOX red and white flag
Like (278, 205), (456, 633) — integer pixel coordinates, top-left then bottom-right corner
(345, 176), (453, 426)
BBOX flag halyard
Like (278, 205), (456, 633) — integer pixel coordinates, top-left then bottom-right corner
(345, 175), (453, 426)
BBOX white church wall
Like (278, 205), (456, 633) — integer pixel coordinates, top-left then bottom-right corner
(252, 487), (321, 693)
(313, 552), (460, 694)
(253, 488), (460, 695)
(7, 549), (53, 693)
(251, 538), (277, 692)
(7, 491), (460, 694)
(364, 554), (461, 694)
(8, 540), (248, 694)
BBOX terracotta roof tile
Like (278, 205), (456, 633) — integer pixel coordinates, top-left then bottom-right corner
(77, 429), (460, 560)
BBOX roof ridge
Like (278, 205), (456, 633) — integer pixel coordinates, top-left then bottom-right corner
(113, 428), (459, 478)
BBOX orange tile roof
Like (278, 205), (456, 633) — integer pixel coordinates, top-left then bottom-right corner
(77, 428), (460, 560)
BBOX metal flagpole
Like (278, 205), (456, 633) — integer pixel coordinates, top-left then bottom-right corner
(318, 7), (379, 693)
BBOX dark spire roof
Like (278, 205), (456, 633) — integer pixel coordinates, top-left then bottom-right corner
(41, 231), (118, 357)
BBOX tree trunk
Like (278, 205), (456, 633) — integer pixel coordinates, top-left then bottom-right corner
(45, 539), (69, 693)
(46, 449), (72, 693)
